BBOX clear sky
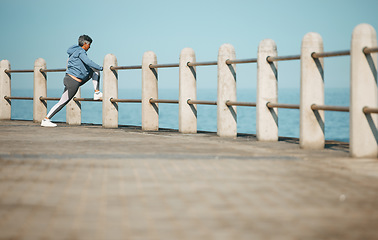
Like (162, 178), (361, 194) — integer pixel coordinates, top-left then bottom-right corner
(1, 0), (377, 91)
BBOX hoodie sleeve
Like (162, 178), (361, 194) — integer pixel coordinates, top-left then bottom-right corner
(78, 51), (103, 71)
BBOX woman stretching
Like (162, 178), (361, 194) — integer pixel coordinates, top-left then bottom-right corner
(41, 35), (103, 127)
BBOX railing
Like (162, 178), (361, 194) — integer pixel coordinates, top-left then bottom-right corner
(0, 23), (377, 158)
(40, 68), (66, 73)
(311, 104), (349, 112)
(311, 50), (351, 59)
(4, 96), (33, 100)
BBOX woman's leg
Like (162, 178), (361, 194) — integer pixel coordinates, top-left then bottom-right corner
(91, 70), (102, 100)
(46, 75), (80, 119)
(92, 70), (100, 91)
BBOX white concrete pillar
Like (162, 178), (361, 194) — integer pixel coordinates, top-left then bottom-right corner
(142, 51), (158, 131)
(66, 88), (81, 125)
(300, 33), (324, 149)
(217, 44), (237, 137)
(33, 58), (47, 123)
(0, 60), (11, 120)
(102, 54), (118, 128)
(257, 39), (278, 141)
(350, 23), (378, 158)
(179, 48), (197, 133)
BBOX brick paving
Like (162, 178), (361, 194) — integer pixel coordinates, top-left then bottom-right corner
(0, 120), (377, 240)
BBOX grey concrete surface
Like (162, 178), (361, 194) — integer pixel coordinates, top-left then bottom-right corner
(0, 120), (377, 240)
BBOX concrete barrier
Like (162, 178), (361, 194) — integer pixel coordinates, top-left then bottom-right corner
(33, 58), (47, 123)
(103, 54), (118, 128)
(217, 44), (237, 137)
(300, 33), (325, 149)
(142, 51), (158, 131)
(0, 60), (11, 120)
(350, 23), (378, 158)
(257, 39), (278, 141)
(67, 87), (81, 126)
(179, 48), (197, 133)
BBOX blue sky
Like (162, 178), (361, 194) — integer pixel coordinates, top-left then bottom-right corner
(1, 0), (377, 91)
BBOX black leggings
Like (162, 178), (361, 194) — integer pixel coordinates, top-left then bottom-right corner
(46, 74), (81, 119)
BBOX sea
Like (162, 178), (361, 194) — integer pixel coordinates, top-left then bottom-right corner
(10, 87), (350, 143)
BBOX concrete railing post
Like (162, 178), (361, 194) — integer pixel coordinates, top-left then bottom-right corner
(102, 54), (118, 128)
(300, 33), (324, 149)
(217, 44), (237, 137)
(142, 51), (158, 131)
(66, 88), (81, 125)
(179, 48), (197, 133)
(0, 60), (11, 120)
(33, 58), (47, 123)
(257, 39), (278, 141)
(350, 23), (378, 158)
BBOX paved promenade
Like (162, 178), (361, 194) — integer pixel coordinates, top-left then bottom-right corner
(0, 120), (377, 240)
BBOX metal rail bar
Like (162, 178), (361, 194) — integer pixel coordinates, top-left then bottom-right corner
(226, 58), (257, 64)
(149, 98), (179, 104)
(4, 69), (34, 73)
(110, 98), (142, 103)
(226, 100), (256, 107)
(311, 50), (350, 59)
(363, 47), (378, 54)
(267, 55), (300, 62)
(311, 104), (349, 112)
(73, 97), (102, 102)
(40, 68), (66, 73)
(363, 106), (378, 114)
(149, 63), (179, 69)
(187, 99), (217, 105)
(187, 61), (218, 67)
(4, 96), (33, 100)
(39, 97), (60, 101)
(110, 65), (142, 70)
(266, 102), (300, 109)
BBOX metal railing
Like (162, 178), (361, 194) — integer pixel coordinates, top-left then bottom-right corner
(40, 68), (66, 73)
(187, 99), (217, 105)
(39, 97), (60, 101)
(149, 63), (179, 69)
(4, 69), (34, 73)
(311, 104), (349, 112)
(267, 55), (301, 62)
(4, 46), (377, 115)
(267, 102), (300, 110)
(311, 50), (350, 58)
(110, 65), (142, 70)
(363, 47), (378, 54)
(111, 57), (259, 71)
(4, 96), (33, 100)
(226, 101), (256, 107)
(110, 98), (141, 103)
(363, 106), (378, 114)
(149, 98), (179, 104)
(105, 47), (378, 113)
(4, 47), (374, 113)
(226, 58), (257, 64)
(261, 49), (356, 112)
(187, 61), (218, 67)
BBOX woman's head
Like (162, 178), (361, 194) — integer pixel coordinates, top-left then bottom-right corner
(78, 35), (92, 51)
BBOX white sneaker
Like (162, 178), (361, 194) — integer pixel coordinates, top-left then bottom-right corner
(94, 91), (103, 100)
(41, 118), (57, 127)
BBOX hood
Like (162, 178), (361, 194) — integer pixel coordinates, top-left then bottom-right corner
(67, 45), (83, 56)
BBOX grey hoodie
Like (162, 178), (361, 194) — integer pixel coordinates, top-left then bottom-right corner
(66, 45), (103, 80)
